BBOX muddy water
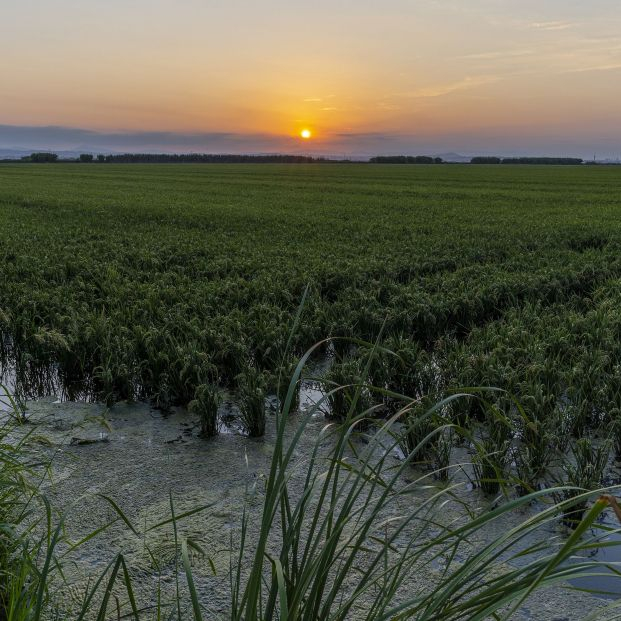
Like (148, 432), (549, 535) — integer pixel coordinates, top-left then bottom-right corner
(11, 386), (615, 620)
(0, 371), (15, 412)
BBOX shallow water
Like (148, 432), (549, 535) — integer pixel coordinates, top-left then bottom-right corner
(0, 369), (16, 411)
(8, 387), (619, 620)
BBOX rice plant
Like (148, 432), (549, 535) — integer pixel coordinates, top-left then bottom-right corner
(557, 437), (612, 525)
(189, 383), (222, 438)
(274, 357), (300, 414)
(514, 397), (561, 494)
(3, 164), (621, 437)
(472, 436), (510, 495)
(471, 400), (512, 495)
(430, 426), (453, 481)
(322, 356), (372, 422)
(400, 404), (441, 466)
(237, 365), (268, 437)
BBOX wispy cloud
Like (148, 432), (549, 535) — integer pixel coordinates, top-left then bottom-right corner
(334, 132), (397, 142)
(530, 21), (573, 31)
(377, 102), (402, 111)
(395, 75), (498, 100)
(459, 49), (534, 61)
(303, 98), (322, 102)
(0, 124), (296, 154)
(566, 63), (621, 73)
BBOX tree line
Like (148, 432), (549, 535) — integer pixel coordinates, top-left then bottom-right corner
(13, 153), (338, 164)
(369, 156), (443, 164)
(471, 156), (584, 165)
(13, 153), (445, 164)
(99, 154), (331, 163)
(2, 153), (588, 165)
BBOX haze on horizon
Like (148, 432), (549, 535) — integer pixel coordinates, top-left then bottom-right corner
(2, 0), (621, 158)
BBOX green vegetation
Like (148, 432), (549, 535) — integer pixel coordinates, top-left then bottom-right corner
(1, 162), (621, 492)
(237, 365), (268, 437)
(189, 382), (222, 438)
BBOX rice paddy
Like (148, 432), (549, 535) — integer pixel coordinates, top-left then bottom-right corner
(2, 162), (621, 618)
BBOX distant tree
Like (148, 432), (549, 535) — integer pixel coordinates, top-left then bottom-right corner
(103, 153), (324, 164)
(471, 156), (501, 164)
(370, 155), (440, 164)
(40, 153), (361, 164)
(370, 156), (402, 163)
(501, 157), (583, 165)
(29, 152), (58, 163)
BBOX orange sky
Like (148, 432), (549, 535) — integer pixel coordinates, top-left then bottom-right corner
(2, 1), (621, 156)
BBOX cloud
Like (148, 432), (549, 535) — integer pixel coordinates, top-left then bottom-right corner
(377, 102), (402, 111)
(333, 132), (397, 142)
(459, 49), (534, 61)
(2, 123), (620, 160)
(0, 124), (295, 154)
(303, 98), (322, 102)
(565, 63), (621, 73)
(530, 21), (573, 31)
(394, 75), (498, 99)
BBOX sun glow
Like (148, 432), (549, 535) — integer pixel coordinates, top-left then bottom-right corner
(300, 129), (312, 139)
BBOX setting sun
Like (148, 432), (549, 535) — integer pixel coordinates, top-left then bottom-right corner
(300, 129), (312, 139)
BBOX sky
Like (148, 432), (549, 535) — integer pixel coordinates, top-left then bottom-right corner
(2, 0), (621, 157)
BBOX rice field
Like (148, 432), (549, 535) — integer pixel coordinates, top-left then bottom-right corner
(2, 162), (621, 617)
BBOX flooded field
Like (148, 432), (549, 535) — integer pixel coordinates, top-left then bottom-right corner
(10, 388), (617, 620)
(3, 164), (621, 618)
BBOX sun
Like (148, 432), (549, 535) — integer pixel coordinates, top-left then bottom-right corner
(300, 129), (312, 139)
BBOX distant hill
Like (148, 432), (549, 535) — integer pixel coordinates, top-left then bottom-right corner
(434, 152), (471, 163)
(0, 148), (87, 160)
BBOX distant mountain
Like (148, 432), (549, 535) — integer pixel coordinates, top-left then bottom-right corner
(434, 152), (471, 163)
(0, 148), (88, 160)
(0, 148), (33, 159)
(594, 158), (621, 165)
